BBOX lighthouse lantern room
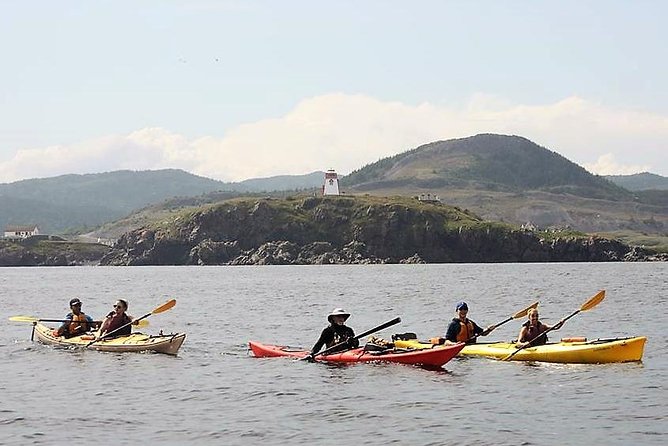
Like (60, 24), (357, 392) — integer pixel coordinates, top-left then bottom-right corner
(322, 169), (340, 196)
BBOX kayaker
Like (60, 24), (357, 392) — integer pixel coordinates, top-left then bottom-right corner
(99, 299), (134, 338)
(444, 301), (494, 344)
(53, 298), (97, 338)
(309, 308), (359, 357)
(516, 308), (564, 347)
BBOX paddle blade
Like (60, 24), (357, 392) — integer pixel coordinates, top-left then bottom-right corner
(581, 290), (605, 312)
(512, 301), (539, 319)
(9, 315), (38, 323)
(152, 299), (176, 315)
(133, 319), (150, 328)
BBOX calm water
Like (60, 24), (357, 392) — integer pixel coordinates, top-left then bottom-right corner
(1, 263), (666, 446)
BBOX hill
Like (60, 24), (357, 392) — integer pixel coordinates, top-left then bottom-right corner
(0, 169), (231, 233)
(605, 172), (668, 191)
(99, 195), (661, 266)
(341, 134), (667, 246)
(344, 134), (631, 200)
(235, 171), (324, 192)
(0, 169), (326, 234)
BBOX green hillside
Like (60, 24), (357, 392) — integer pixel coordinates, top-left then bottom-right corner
(606, 172), (668, 191)
(343, 134), (632, 200)
(0, 169), (231, 233)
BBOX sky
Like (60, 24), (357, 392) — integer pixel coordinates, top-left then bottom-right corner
(1, 0), (667, 184)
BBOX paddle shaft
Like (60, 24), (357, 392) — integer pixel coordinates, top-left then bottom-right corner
(503, 310), (577, 361)
(466, 301), (539, 342)
(86, 299), (175, 347)
(87, 313), (151, 347)
(312, 317), (401, 358)
(503, 290), (604, 361)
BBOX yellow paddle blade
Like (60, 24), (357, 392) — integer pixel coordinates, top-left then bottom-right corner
(581, 290), (605, 312)
(133, 319), (150, 328)
(152, 299), (176, 315)
(9, 315), (38, 323)
(512, 301), (539, 319)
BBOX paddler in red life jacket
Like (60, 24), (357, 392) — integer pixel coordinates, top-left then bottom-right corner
(310, 308), (359, 356)
(99, 299), (134, 338)
(444, 301), (494, 344)
(516, 308), (564, 347)
(53, 298), (97, 338)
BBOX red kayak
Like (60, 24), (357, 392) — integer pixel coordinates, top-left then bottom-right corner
(248, 341), (465, 368)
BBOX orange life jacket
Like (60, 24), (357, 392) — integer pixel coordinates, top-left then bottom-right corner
(456, 319), (475, 343)
(68, 313), (90, 336)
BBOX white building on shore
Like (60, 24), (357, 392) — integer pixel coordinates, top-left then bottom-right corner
(4, 225), (40, 239)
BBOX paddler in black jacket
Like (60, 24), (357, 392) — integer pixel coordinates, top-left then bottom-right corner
(310, 308), (359, 356)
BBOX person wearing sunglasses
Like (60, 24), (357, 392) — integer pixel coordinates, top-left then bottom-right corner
(309, 308), (359, 358)
(443, 301), (494, 344)
(99, 299), (134, 338)
(53, 298), (97, 338)
(516, 308), (564, 348)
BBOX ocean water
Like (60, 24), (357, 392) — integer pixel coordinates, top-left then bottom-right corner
(1, 263), (666, 445)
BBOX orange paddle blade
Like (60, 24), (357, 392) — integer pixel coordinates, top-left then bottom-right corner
(512, 301), (539, 319)
(581, 290), (605, 312)
(152, 299), (176, 315)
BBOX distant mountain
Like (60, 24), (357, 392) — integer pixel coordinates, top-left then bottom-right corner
(0, 169), (328, 234)
(340, 134), (667, 240)
(0, 169), (231, 233)
(343, 134), (632, 200)
(234, 171), (324, 192)
(605, 172), (668, 191)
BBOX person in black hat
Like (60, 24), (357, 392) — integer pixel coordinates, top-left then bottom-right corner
(53, 298), (97, 338)
(309, 308), (359, 357)
(444, 301), (494, 344)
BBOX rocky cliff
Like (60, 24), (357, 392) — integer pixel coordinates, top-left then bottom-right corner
(0, 237), (110, 266)
(99, 195), (664, 266)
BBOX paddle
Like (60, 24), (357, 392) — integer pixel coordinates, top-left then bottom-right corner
(467, 301), (539, 342)
(9, 316), (149, 328)
(304, 316), (401, 361)
(86, 299), (176, 348)
(502, 290), (605, 361)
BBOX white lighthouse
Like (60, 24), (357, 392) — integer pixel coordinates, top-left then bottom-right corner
(322, 169), (340, 196)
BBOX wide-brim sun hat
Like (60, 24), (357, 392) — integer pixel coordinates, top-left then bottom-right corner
(328, 308), (350, 323)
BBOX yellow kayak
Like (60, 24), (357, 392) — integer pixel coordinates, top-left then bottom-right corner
(393, 336), (646, 364)
(33, 323), (186, 355)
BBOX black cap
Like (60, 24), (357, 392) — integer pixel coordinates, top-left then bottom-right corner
(69, 298), (82, 307)
(456, 301), (468, 311)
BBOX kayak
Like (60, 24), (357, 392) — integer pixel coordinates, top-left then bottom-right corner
(248, 341), (465, 368)
(33, 323), (186, 355)
(392, 336), (646, 364)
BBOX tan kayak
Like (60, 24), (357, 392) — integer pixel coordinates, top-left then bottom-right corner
(33, 323), (186, 355)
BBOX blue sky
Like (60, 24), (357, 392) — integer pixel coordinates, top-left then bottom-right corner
(1, 0), (666, 182)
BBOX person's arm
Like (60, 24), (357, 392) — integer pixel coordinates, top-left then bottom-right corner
(84, 315), (98, 330)
(548, 320), (564, 331)
(444, 320), (459, 343)
(99, 312), (113, 336)
(310, 327), (331, 355)
(472, 321), (485, 337)
(54, 314), (73, 336)
(517, 326), (528, 344)
(345, 327), (359, 348)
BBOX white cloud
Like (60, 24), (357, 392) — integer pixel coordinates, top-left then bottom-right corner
(0, 93), (666, 183)
(582, 153), (651, 176)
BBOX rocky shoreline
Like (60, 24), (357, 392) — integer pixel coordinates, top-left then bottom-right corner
(3, 196), (665, 267)
(99, 196), (666, 266)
